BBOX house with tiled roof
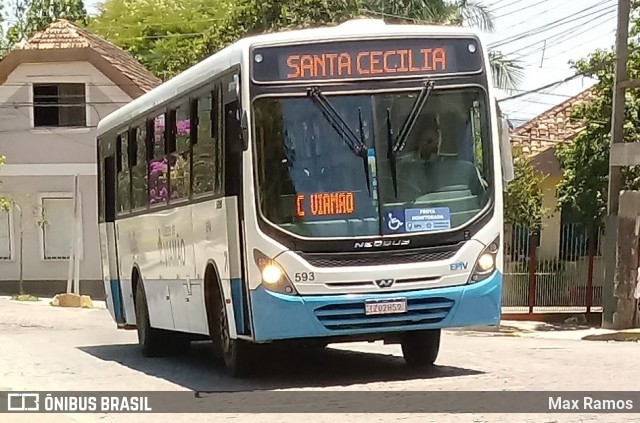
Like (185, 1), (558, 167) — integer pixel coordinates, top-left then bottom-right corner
(509, 88), (596, 260)
(0, 19), (160, 297)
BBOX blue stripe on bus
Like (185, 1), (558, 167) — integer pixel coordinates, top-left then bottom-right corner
(110, 279), (124, 323)
(230, 278), (246, 335)
(248, 271), (502, 341)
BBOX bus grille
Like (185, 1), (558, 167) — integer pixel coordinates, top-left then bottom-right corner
(313, 297), (454, 331)
(299, 246), (460, 268)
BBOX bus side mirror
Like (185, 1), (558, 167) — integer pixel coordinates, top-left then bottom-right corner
(241, 110), (249, 151)
(498, 116), (515, 188)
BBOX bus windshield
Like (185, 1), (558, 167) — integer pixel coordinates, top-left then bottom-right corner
(254, 88), (492, 238)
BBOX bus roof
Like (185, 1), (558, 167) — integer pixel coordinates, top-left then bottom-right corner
(97, 19), (483, 136)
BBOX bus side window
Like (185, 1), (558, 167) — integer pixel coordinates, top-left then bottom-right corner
(169, 102), (191, 202)
(192, 86), (221, 196)
(131, 126), (148, 210)
(149, 113), (168, 205)
(116, 131), (131, 214)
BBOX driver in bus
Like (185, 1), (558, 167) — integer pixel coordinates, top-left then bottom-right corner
(417, 114), (441, 161)
(398, 113), (441, 162)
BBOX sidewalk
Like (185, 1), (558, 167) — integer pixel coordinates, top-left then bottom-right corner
(449, 320), (640, 342)
(0, 295), (107, 310)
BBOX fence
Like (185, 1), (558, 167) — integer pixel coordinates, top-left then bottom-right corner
(502, 223), (604, 315)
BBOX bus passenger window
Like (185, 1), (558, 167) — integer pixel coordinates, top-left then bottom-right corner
(130, 126), (148, 210)
(116, 132), (131, 214)
(169, 103), (191, 201)
(192, 89), (221, 196)
(149, 113), (168, 205)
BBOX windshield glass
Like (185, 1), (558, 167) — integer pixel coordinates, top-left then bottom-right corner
(254, 88), (492, 238)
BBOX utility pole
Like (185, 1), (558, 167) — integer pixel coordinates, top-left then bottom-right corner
(607, 0), (630, 217)
(603, 0), (640, 329)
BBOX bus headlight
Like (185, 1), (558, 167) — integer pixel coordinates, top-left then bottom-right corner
(261, 264), (283, 284)
(477, 253), (495, 272)
(468, 235), (499, 284)
(253, 249), (298, 295)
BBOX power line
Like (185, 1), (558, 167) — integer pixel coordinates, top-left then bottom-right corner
(506, 8), (616, 59)
(544, 28), (616, 62)
(489, 1), (615, 49)
(497, 0), (576, 33)
(498, 73), (590, 102)
(490, 0), (530, 14)
(493, 0), (554, 20)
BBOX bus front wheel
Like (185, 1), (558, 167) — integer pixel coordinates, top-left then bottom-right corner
(207, 279), (254, 378)
(401, 329), (441, 368)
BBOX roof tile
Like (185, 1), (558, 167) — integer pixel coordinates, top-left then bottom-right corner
(510, 87), (595, 157)
(23, 19), (161, 93)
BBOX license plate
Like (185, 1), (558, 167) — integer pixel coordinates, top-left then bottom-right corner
(364, 299), (407, 315)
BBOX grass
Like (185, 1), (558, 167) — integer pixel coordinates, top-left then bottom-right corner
(11, 293), (39, 302)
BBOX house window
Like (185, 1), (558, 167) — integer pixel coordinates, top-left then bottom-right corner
(0, 208), (11, 260)
(33, 83), (86, 127)
(40, 195), (83, 260)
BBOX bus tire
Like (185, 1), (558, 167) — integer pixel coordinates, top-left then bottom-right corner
(401, 329), (441, 368)
(218, 301), (254, 378)
(134, 281), (166, 357)
(206, 275), (253, 377)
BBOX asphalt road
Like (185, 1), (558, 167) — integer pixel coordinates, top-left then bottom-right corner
(1, 296), (639, 423)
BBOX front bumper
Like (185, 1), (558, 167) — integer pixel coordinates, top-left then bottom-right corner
(249, 270), (502, 341)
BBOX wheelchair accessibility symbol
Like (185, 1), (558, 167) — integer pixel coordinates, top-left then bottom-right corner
(386, 212), (404, 231)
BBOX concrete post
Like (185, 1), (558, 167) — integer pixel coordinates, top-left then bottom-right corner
(611, 191), (640, 329)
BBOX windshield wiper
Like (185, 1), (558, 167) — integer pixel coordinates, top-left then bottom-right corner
(385, 108), (398, 199)
(385, 80), (435, 199)
(392, 80), (435, 154)
(307, 86), (371, 196)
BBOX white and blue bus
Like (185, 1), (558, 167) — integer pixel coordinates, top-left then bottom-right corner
(97, 19), (514, 377)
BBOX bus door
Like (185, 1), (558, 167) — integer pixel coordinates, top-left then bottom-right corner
(222, 71), (252, 337)
(99, 154), (126, 324)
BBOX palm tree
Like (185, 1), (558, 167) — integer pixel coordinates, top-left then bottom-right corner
(363, 0), (524, 91)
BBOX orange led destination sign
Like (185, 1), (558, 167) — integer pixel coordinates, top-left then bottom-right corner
(286, 48), (446, 80)
(296, 191), (355, 218)
(252, 38), (483, 82)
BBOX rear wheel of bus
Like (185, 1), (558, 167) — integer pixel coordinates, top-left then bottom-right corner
(401, 329), (441, 368)
(205, 269), (254, 377)
(135, 281), (169, 357)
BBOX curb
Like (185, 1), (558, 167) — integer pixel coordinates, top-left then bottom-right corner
(582, 332), (640, 342)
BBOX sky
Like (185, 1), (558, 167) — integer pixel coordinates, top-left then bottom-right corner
(480, 0), (618, 124)
(7, 0), (620, 126)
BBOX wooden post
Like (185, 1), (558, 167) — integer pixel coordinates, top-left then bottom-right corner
(586, 234), (595, 315)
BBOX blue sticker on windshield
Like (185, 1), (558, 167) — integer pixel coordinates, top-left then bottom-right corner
(404, 207), (451, 232)
(384, 209), (405, 233)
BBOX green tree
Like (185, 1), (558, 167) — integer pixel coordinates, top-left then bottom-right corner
(88, 0), (233, 81)
(556, 46), (640, 233)
(503, 146), (546, 229)
(89, 0), (362, 80)
(1, 0), (87, 47)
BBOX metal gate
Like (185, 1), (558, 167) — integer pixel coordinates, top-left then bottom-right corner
(502, 223), (603, 316)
